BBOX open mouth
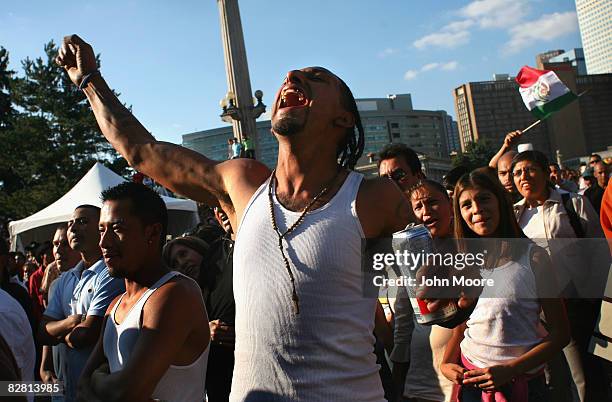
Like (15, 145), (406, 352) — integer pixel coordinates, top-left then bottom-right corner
(280, 86), (309, 109)
(423, 218), (438, 228)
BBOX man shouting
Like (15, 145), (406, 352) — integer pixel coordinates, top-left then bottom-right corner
(58, 34), (419, 401)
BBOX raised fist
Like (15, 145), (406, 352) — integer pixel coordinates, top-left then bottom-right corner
(56, 34), (97, 87)
(503, 130), (523, 149)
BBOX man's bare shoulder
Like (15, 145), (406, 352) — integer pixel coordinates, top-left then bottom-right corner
(217, 158), (271, 187)
(358, 176), (406, 209)
(357, 176), (412, 237)
(151, 275), (202, 302)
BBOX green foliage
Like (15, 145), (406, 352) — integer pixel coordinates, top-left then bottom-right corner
(451, 140), (495, 172)
(0, 42), (128, 222)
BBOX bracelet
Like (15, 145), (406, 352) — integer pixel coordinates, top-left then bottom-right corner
(78, 70), (101, 90)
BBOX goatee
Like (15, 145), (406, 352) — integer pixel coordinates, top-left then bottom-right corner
(272, 116), (305, 137)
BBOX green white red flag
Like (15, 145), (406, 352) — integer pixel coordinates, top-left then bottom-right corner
(515, 65), (577, 120)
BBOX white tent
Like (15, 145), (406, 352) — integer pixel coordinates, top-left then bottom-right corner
(8, 162), (199, 251)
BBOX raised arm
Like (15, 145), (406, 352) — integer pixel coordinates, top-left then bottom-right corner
(56, 35), (270, 224)
(489, 130), (522, 169)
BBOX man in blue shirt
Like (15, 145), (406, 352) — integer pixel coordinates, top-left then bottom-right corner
(39, 205), (124, 402)
(231, 137), (243, 159)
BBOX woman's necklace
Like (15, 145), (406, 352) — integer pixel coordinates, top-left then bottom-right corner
(267, 168), (342, 314)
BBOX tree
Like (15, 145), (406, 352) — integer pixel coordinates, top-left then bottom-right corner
(0, 41), (128, 222)
(0, 47), (15, 130)
(451, 140), (495, 172)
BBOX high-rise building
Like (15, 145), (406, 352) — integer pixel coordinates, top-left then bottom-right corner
(548, 48), (588, 75)
(183, 93), (455, 173)
(356, 94), (451, 165)
(453, 79), (552, 158)
(444, 114), (461, 154)
(453, 61), (612, 161)
(576, 0), (612, 74)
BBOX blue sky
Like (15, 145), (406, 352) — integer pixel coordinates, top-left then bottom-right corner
(1, 0), (582, 144)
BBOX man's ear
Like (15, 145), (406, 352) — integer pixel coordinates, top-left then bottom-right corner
(145, 223), (163, 245)
(333, 110), (354, 129)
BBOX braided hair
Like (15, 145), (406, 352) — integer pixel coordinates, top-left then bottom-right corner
(335, 76), (365, 170)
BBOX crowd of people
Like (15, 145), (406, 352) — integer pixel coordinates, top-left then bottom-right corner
(0, 33), (611, 402)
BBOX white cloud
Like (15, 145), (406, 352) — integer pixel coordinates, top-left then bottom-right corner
(413, 30), (470, 49)
(421, 63), (440, 71)
(404, 70), (419, 80)
(441, 61), (458, 71)
(505, 11), (579, 54)
(459, 0), (529, 28)
(405, 61), (459, 80)
(443, 19), (475, 32)
(378, 48), (399, 58)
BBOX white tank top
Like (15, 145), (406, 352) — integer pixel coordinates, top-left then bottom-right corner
(461, 245), (548, 372)
(231, 172), (384, 402)
(103, 271), (209, 402)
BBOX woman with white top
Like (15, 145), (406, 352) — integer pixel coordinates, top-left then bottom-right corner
(441, 169), (569, 402)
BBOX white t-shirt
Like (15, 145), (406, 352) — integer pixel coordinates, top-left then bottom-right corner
(0, 288), (36, 402)
(519, 205), (549, 250)
(461, 247), (548, 374)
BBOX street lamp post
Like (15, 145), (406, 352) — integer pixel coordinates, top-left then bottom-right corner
(217, 0), (266, 160)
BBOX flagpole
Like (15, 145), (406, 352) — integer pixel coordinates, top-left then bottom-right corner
(520, 90), (589, 134)
(521, 119), (542, 133)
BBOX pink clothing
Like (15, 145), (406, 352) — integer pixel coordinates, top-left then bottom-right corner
(451, 353), (542, 402)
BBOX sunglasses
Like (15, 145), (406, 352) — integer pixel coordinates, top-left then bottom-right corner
(386, 168), (407, 182)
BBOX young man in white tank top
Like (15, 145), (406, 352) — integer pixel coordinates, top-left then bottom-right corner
(76, 183), (210, 402)
(58, 35), (475, 401)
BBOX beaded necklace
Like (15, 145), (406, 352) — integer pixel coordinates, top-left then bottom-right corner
(267, 168), (342, 314)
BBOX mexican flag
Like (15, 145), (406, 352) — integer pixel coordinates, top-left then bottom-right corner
(516, 66), (577, 120)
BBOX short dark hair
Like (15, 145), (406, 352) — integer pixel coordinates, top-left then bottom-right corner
(75, 204), (101, 214)
(34, 241), (52, 264)
(377, 143), (422, 175)
(590, 153), (602, 160)
(101, 182), (168, 245)
(443, 165), (470, 190)
(549, 162), (560, 169)
(511, 150), (550, 174)
(25, 241), (39, 254)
